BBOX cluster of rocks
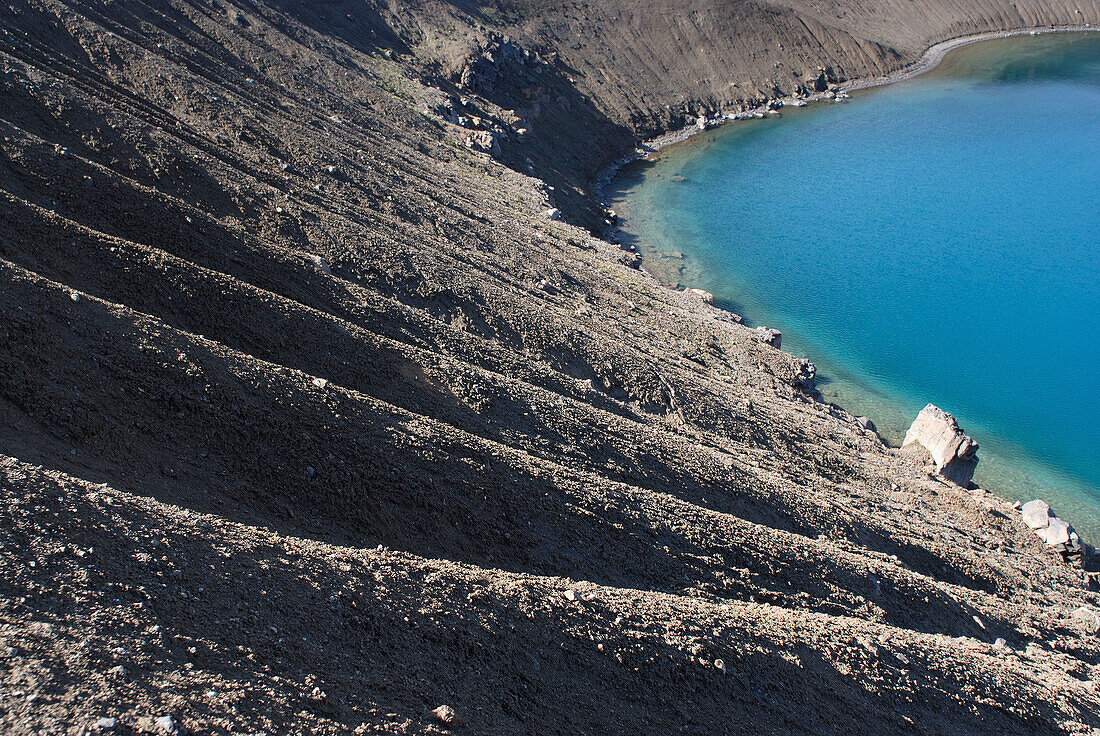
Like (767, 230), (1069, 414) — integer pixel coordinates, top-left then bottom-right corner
(1020, 500), (1092, 566)
(804, 65), (846, 94)
(458, 34), (545, 95)
(902, 404), (979, 487)
(902, 406), (1094, 570)
(465, 129), (502, 156)
(431, 96), (513, 157)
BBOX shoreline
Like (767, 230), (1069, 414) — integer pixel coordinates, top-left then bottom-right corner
(594, 25), (1099, 203)
(598, 25), (1100, 542)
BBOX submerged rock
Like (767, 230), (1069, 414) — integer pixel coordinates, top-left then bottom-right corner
(902, 404), (979, 487)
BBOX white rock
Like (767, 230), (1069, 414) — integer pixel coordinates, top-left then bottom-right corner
(1021, 499), (1051, 530)
(754, 326), (782, 349)
(1072, 606), (1100, 634)
(545, 207), (561, 220)
(901, 404), (979, 486)
(154, 715), (178, 735)
(305, 253), (331, 274)
(1037, 517), (1071, 546)
(687, 288), (714, 304)
(312, 377), (328, 389)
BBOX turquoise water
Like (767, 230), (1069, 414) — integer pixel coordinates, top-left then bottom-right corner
(608, 33), (1100, 540)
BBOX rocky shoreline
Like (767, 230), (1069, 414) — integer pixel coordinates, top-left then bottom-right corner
(595, 25), (1099, 205)
(595, 24), (1100, 568)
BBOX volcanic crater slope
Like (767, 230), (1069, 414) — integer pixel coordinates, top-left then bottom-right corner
(1, 1), (1099, 734)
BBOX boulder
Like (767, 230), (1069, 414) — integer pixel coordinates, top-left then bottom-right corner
(431, 705), (462, 726)
(901, 404), (979, 486)
(1021, 499), (1052, 529)
(687, 288), (714, 304)
(1037, 516), (1071, 546)
(1018, 499), (1088, 562)
(754, 326), (782, 349)
(856, 416), (876, 433)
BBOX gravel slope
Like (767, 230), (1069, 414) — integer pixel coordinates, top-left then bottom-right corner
(0, 1), (1098, 734)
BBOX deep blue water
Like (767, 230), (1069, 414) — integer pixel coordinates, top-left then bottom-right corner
(608, 33), (1100, 538)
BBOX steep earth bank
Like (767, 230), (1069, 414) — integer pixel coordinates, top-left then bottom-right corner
(1, 1), (1098, 734)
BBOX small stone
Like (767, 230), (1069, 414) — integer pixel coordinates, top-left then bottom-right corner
(714, 658), (727, 673)
(69, 291), (81, 302)
(430, 705), (461, 726)
(545, 207), (561, 220)
(993, 637), (1007, 650)
(107, 664), (127, 679)
(312, 377), (328, 389)
(94, 717), (118, 731)
(563, 589), (577, 602)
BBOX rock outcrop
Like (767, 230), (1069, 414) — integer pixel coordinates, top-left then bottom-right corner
(902, 404), (979, 486)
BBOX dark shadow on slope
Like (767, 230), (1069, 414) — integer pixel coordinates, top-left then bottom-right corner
(247, 0), (410, 57)
(2, 463), (1080, 736)
(429, 34), (637, 230)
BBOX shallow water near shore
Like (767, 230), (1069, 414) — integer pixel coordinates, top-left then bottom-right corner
(608, 33), (1100, 540)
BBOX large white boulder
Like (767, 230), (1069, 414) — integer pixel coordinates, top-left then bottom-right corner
(1021, 499), (1052, 529)
(902, 404), (979, 487)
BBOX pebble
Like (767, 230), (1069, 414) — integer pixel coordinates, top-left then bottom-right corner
(312, 377), (328, 389)
(563, 589), (577, 601)
(94, 717), (118, 731)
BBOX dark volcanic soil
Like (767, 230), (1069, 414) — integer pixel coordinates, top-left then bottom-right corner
(1, 1), (1099, 734)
